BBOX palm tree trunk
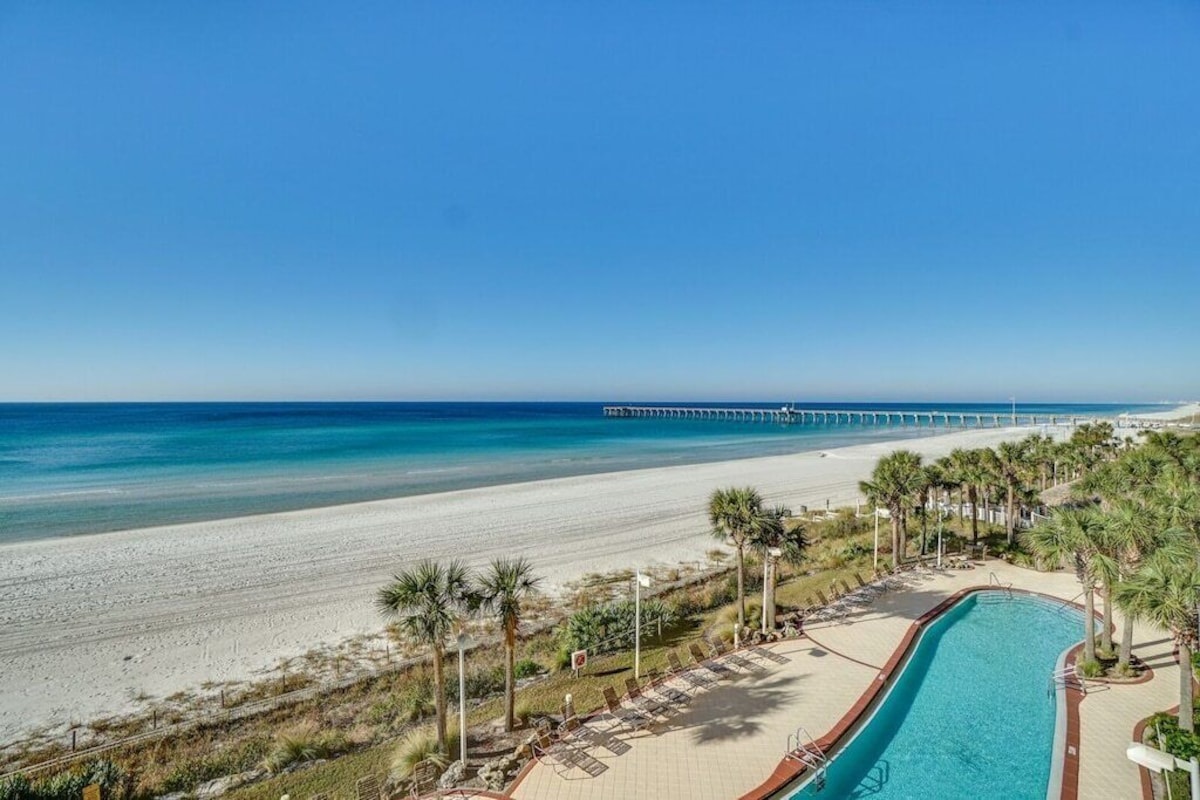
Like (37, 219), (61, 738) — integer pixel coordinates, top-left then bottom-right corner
(1181, 639), (1195, 733)
(1083, 589), (1096, 663)
(736, 545), (745, 629)
(504, 623), (516, 732)
(1118, 614), (1134, 671)
(1006, 484), (1016, 545)
(982, 493), (990, 540)
(1100, 585), (1113, 654)
(968, 487), (979, 542)
(891, 517), (900, 569)
(433, 643), (448, 752)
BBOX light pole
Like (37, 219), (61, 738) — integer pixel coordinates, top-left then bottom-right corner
(456, 632), (472, 765)
(634, 571), (651, 679)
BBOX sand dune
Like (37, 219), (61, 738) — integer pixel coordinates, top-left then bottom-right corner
(0, 423), (1096, 742)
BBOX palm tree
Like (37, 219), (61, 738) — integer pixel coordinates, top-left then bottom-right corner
(709, 486), (764, 629)
(748, 504), (804, 633)
(1024, 506), (1110, 663)
(1105, 498), (1183, 672)
(995, 440), (1029, 545)
(1116, 550), (1200, 732)
(477, 557), (542, 733)
(859, 450), (923, 569)
(377, 559), (474, 752)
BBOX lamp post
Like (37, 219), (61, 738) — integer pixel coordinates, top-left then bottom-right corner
(763, 547), (783, 635)
(456, 632), (472, 765)
(936, 511), (944, 570)
(634, 571), (651, 679)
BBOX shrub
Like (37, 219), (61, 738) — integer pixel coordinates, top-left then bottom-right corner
(514, 659), (541, 679)
(445, 665), (504, 703)
(1077, 659), (1103, 679)
(0, 776), (31, 800)
(391, 727), (458, 778)
(558, 599), (677, 656)
(1148, 712), (1200, 761)
(262, 724), (350, 773)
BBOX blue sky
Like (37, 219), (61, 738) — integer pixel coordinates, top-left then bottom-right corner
(1, 2), (1197, 402)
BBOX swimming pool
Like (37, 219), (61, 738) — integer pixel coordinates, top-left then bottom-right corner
(782, 591), (1083, 800)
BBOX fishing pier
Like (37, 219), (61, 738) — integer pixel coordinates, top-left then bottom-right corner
(602, 405), (1167, 429)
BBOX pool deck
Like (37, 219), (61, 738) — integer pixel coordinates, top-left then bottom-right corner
(507, 560), (1177, 800)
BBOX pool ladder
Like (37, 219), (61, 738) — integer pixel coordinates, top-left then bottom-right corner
(980, 572), (1013, 602)
(786, 726), (828, 791)
(1048, 664), (1086, 696)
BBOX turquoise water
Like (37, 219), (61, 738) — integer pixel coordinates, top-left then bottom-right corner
(786, 592), (1083, 800)
(0, 402), (1156, 542)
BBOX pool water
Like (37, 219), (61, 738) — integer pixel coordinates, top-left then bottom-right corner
(786, 592), (1083, 800)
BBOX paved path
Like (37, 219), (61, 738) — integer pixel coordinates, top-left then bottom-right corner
(509, 561), (1172, 800)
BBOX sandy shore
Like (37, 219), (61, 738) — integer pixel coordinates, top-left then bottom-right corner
(0, 422), (1113, 743)
(1132, 401), (1200, 421)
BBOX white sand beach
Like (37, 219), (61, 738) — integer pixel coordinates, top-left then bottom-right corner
(0, 421), (1160, 743)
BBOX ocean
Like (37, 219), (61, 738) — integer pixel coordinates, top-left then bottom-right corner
(0, 401), (1160, 543)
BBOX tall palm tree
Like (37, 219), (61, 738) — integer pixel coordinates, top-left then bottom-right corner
(995, 440), (1029, 545)
(709, 486), (764, 629)
(377, 559), (474, 752)
(748, 504), (804, 633)
(1024, 506), (1110, 663)
(477, 557), (542, 733)
(859, 450), (923, 568)
(1115, 550), (1200, 732)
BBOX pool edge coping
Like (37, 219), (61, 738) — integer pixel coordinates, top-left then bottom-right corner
(739, 585), (1090, 800)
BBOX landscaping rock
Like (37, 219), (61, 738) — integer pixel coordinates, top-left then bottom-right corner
(436, 760), (466, 790)
(478, 755), (518, 792)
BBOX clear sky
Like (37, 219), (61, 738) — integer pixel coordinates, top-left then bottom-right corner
(1, 2), (1197, 403)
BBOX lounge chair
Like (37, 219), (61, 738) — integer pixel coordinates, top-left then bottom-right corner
(601, 686), (655, 731)
(405, 764), (437, 798)
(667, 650), (718, 689)
(533, 731), (608, 777)
(617, 679), (673, 717)
(744, 643), (789, 664)
(687, 642), (738, 679)
(630, 675), (689, 710)
(356, 775), (382, 800)
(838, 579), (872, 605)
(559, 709), (631, 755)
(706, 640), (767, 673)
(643, 668), (697, 703)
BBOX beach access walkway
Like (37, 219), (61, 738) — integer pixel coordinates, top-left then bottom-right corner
(507, 561), (1177, 800)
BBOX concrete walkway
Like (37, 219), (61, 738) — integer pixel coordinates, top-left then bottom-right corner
(509, 561), (1175, 800)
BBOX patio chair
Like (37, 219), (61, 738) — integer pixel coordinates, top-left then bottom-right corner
(687, 642), (738, 679)
(706, 640), (767, 673)
(743, 642), (789, 664)
(356, 775), (382, 800)
(643, 667), (697, 702)
(667, 650), (718, 689)
(626, 676), (686, 713)
(838, 579), (872, 605)
(559, 708), (631, 755)
(601, 686), (655, 731)
(618, 678), (673, 716)
(407, 763), (438, 798)
(533, 731), (608, 777)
